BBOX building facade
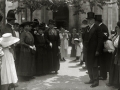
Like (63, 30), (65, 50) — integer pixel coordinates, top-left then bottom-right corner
(4, 0), (119, 33)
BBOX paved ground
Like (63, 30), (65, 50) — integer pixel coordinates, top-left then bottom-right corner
(15, 47), (117, 90)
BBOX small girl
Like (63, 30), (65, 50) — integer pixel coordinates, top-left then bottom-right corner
(0, 33), (19, 90)
(74, 38), (83, 64)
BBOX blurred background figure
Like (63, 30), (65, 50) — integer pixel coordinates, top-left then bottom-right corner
(70, 28), (79, 60)
(59, 27), (69, 61)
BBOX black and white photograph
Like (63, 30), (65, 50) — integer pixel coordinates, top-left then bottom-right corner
(0, 0), (120, 90)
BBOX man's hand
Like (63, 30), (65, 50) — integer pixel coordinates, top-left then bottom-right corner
(95, 51), (99, 56)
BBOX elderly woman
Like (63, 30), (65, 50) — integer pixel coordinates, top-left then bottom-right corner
(44, 20), (60, 74)
(34, 23), (49, 75)
(17, 22), (36, 80)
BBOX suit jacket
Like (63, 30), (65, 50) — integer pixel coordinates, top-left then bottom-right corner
(83, 24), (103, 67)
(99, 23), (109, 41)
(99, 23), (109, 52)
(1, 23), (16, 37)
(114, 36), (120, 65)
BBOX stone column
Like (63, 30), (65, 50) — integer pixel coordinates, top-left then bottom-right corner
(68, 6), (76, 32)
(107, 1), (113, 36)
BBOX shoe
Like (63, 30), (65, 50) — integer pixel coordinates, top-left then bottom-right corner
(79, 61), (83, 65)
(55, 71), (58, 74)
(90, 82), (99, 88)
(82, 66), (87, 69)
(86, 72), (88, 74)
(84, 80), (94, 84)
(63, 58), (66, 61)
(99, 77), (107, 80)
(106, 83), (112, 87)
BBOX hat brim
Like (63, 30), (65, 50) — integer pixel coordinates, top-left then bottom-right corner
(0, 37), (19, 47)
(86, 18), (95, 20)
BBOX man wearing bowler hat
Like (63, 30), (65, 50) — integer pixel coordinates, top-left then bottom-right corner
(95, 15), (109, 80)
(84, 12), (103, 87)
(1, 10), (16, 37)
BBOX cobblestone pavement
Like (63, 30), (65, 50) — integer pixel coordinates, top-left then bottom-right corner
(15, 47), (117, 90)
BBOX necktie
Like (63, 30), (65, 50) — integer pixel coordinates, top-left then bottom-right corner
(87, 26), (90, 32)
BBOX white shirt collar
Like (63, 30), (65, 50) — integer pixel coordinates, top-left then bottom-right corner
(99, 23), (102, 26)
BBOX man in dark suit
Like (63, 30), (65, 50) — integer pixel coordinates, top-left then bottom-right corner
(83, 12), (103, 88)
(95, 15), (109, 80)
(1, 10), (16, 37)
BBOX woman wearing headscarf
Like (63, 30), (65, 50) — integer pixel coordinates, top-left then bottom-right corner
(17, 22), (36, 80)
(44, 20), (60, 74)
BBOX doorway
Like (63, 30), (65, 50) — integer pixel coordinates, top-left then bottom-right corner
(53, 5), (69, 30)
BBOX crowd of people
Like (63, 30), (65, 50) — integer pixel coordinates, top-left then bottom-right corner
(0, 9), (120, 90)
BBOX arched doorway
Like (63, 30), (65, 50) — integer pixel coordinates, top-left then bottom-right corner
(53, 5), (69, 30)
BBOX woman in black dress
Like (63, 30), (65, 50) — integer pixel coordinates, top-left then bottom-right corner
(34, 23), (49, 75)
(17, 22), (36, 80)
(44, 20), (60, 74)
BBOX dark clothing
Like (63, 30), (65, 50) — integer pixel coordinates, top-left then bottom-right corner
(17, 31), (35, 76)
(82, 24), (103, 82)
(98, 23), (109, 78)
(44, 28), (60, 71)
(109, 36), (120, 87)
(34, 34), (49, 75)
(70, 33), (79, 57)
(1, 23), (16, 37)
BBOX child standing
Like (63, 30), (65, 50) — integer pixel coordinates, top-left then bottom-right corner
(0, 33), (19, 90)
(74, 38), (83, 64)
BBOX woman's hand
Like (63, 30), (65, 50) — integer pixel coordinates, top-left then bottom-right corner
(50, 42), (52, 47)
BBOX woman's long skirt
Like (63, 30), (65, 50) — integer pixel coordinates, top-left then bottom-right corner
(70, 44), (76, 57)
(17, 46), (35, 76)
(36, 47), (48, 75)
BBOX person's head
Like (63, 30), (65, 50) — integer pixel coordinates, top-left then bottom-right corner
(22, 22), (31, 31)
(86, 12), (95, 26)
(72, 28), (77, 33)
(60, 27), (65, 33)
(95, 15), (102, 25)
(116, 21), (120, 35)
(48, 19), (55, 29)
(13, 23), (19, 31)
(6, 10), (16, 25)
(38, 24), (45, 34)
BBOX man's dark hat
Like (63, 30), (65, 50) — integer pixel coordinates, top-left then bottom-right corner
(48, 19), (56, 25)
(95, 15), (102, 22)
(86, 12), (95, 19)
(0, 13), (3, 22)
(6, 10), (16, 20)
(20, 21), (31, 28)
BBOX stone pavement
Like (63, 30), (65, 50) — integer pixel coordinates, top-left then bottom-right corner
(15, 59), (118, 90)
(15, 47), (117, 90)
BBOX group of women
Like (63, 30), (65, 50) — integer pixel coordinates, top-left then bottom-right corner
(16, 19), (61, 80)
